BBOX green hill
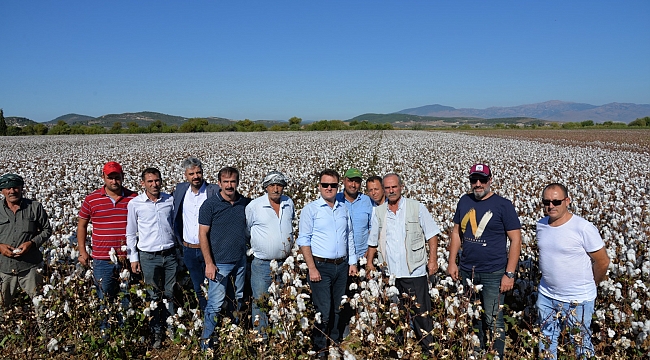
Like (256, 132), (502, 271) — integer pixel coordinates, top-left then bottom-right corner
(6, 117), (38, 127)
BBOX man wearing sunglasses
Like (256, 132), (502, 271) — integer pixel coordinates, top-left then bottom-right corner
(536, 183), (609, 359)
(447, 163), (522, 358)
(297, 169), (357, 358)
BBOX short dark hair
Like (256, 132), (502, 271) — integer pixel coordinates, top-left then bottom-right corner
(366, 175), (382, 186)
(218, 166), (239, 182)
(319, 169), (340, 183)
(542, 182), (569, 198)
(141, 167), (162, 180)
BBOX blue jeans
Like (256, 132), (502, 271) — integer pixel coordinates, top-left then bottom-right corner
(93, 259), (121, 301)
(251, 257), (283, 335)
(183, 246), (207, 311)
(460, 268), (506, 357)
(308, 260), (348, 352)
(537, 292), (595, 359)
(202, 254), (247, 345)
(139, 250), (178, 335)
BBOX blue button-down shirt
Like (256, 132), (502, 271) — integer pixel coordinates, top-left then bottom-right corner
(336, 192), (373, 258)
(297, 197), (357, 265)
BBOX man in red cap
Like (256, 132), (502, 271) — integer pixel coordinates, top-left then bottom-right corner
(77, 162), (137, 317)
(447, 163), (522, 358)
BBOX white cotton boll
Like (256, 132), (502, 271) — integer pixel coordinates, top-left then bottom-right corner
(270, 260), (278, 273)
(388, 274), (396, 286)
(358, 269), (366, 278)
(177, 307), (184, 317)
(47, 338), (59, 352)
(299, 262), (308, 271)
(166, 316), (174, 326)
(386, 286), (399, 298)
(282, 272), (291, 284)
(32, 295), (44, 307)
(43, 284), (54, 296)
(314, 312), (322, 324)
(358, 257), (367, 266)
(300, 317), (309, 330)
(120, 269), (130, 280)
(149, 301), (158, 311)
(109, 248), (118, 264)
(367, 333), (375, 342)
(293, 278), (303, 288)
(429, 287), (439, 300)
(349, 283), (358, 291)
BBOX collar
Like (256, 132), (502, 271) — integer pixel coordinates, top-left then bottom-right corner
(186, 181), (207, 196)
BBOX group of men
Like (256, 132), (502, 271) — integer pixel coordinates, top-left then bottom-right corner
(0, 161), (610, 359)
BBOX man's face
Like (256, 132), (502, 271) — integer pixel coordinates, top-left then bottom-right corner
(343, 177), (362, 199)
(542, 187), (570, 222)
(383, 175), (402, 204)
(218, 173), (239, 198)
(184, 166), (204, 189)
(1, 186), (23, 205)
(470, 175), (492, 200)
(319, 174), (339, 203)
(266, 183), (284, 203)
(102, 172), (123, 193)
(141, 173), (162, 199)
(366, 180), (385, 204)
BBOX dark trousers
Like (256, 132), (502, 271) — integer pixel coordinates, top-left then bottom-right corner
(308, 260), (348, 352)
(396, 275), (433, 351)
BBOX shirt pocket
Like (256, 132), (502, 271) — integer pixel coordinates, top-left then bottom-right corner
(23, 220), (38, 234)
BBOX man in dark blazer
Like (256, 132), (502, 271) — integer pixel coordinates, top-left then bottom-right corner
(172, 157), (220, 311)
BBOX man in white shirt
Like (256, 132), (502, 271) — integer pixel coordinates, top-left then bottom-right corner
(246, 171), (295, 337)
(366, 173), (440, 353)
(172, 157), (220, 312)
(536, 183), (610, 359)
(126, 167), (177, 349)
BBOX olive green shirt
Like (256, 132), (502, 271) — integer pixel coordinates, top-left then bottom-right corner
(0, 198), (52, 274)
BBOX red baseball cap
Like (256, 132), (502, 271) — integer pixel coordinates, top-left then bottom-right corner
(103, 161), (123, 175)
(469, 163), (491, 177)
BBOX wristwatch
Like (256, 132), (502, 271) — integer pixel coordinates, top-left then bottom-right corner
(505, 271), (516, 279)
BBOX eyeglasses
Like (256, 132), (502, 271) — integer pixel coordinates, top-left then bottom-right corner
(320, 183), (339, 189)
(469, 176), (490, 184)
(542, 198), (565, 206)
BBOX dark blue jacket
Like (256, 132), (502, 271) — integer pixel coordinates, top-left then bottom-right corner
(172, 181), (220, 243)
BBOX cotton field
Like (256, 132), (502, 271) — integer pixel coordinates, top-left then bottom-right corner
(0, 130), (648, 359)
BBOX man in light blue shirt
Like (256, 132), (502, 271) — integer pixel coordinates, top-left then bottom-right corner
(297, 169), (357, 357)
(246, 171), (295, 336)
(366, 173), (440, 353)
(335, 168), (373, 260)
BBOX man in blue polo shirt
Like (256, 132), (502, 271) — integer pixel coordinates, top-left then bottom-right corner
(298, 169), (357, 358)
(198, 166), (251, 349)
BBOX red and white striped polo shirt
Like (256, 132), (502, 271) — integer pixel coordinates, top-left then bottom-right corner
(78, 187), (137, 260)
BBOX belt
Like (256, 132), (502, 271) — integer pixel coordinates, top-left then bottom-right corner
(312, 256), (347, 265)
(140, 247), (175, 256)
(253, 255), (287, 262)
(183, 241), (201, 249)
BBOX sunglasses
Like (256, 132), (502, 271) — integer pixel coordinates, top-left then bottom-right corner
(542, 198), (565, 206)
(320, 183), (339, 189)
(469, 176), (490, 184)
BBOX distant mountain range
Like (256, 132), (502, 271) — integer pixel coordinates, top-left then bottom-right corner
(4, 100), (649, 127)
(396, 100), (650, 123)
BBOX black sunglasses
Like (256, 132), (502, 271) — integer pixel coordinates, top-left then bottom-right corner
(320, 183), (339, 189)
(469, 176), (490, 184)
(542, 198), (565, 206)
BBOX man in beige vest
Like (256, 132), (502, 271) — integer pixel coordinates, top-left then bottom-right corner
(366, 173), (440, 353)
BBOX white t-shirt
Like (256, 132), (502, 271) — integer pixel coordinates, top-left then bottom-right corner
(536, 214), (605, 302)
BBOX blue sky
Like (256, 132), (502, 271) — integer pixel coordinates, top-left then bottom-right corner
(1, 1), (649, 122)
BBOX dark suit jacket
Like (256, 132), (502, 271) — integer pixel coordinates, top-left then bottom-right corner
(172, 181), (220, 243)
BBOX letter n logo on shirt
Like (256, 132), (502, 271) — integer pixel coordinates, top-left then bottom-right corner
(460, 209), (493, 239)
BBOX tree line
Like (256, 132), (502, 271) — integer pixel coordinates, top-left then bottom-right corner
(0, 113), (394, 136)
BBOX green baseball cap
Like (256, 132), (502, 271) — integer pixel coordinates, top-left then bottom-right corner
(344, 168), (363, 179)
(0, 173), (24, 189)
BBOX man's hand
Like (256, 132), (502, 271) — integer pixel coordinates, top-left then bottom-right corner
(365, 263), (376, 279)
(309, 267), (321, 282)
(427, 260), (439, 276)
(500, 275), (515, 293)
(205, 263), (218, 282)
(78, 249), (91, 267)
(447, 262), (459, 281)
(0, 244), (16, 257)
(349, 264), (358, 277)
(13, 240), (33, 257)
(131, 261), (141, 274)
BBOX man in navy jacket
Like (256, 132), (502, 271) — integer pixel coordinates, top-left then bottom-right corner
(172, 157), (220, 311)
